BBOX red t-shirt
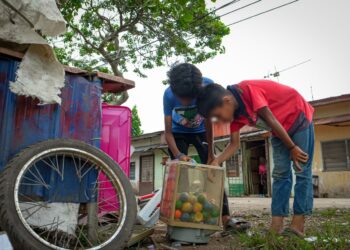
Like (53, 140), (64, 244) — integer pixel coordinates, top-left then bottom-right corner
(259, 164), (267, 175)
(230, 80), (314, 133)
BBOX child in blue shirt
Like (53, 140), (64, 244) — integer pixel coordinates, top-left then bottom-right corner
(163, 63), (250, 231)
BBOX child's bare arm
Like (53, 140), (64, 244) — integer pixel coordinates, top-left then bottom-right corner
(164, 116), (190, 161)
(209, 131), (240, 166)
(257, 106), (308, 171)
(204, 118), (215, 163)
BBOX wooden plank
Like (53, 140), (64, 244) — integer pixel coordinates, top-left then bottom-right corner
(0, 47), (24, 59)
(127, 225), (154, 247)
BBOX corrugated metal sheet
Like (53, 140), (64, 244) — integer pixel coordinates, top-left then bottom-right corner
(0, 54), (102, 202)
(213, 121), (265, 138)
(213, 121), (230, 138)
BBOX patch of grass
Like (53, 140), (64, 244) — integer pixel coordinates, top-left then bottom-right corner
(317, 208), (338, 217)
(239, 231), (314, 250)
(235, 209), (350, 250)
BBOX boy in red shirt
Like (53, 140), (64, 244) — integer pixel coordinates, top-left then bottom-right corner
(197, 80), (314, 236)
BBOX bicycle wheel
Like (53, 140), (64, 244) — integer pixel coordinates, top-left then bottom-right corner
(0, 139), (136, 250)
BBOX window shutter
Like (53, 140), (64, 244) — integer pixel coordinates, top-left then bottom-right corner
(141, 156), (154, 182)
(130, 162), (136, 180)
(322, 140), (348, 171)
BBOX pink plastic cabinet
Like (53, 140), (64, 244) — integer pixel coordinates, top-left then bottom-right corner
(98, 104), (132, 213)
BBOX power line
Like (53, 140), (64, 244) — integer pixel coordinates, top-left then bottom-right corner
(193, 0), (242, 23)
(94, 0), (300, 69)
(218, 0), (262, 19)
(93, 0), (246, 69)
(226, 0), (299, 27)
(136, 0), (243, 51)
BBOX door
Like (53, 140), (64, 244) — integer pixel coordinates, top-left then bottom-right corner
(139, 155), (154, 195)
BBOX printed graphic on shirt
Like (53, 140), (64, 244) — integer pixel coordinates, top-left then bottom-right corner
(172, 105), (204, 128)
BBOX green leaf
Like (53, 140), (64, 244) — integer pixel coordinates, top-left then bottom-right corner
(53, 0), (229, 79)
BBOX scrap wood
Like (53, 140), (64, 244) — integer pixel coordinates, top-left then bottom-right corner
(159, 243), (178, 250)
(127, 225), (155, 247)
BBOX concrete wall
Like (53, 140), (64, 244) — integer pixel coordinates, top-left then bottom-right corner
(130, 152), (141, 193)
(312, 100), (350, 197)
(154, 149), (168, 190)
(313, 124), (350, 197)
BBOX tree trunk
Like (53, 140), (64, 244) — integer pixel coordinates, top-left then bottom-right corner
(108, 58), (129, 105)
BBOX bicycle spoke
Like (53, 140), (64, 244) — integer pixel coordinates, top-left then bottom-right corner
(26, 166), (50, 189)
(24, 204), (44, 220)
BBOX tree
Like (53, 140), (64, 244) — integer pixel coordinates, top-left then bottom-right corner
(54, 0), (230, 104)
(131, 105), (143, 137)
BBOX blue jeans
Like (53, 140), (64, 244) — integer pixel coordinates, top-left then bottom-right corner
(271, 124), (314, 216)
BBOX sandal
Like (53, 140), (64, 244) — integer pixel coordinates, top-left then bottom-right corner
(224, 217), (251, 233)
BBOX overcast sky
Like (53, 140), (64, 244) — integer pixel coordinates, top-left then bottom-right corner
(123, 0), (350, 133)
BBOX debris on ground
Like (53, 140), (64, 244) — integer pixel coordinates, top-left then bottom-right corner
(127, 208), (350, 250)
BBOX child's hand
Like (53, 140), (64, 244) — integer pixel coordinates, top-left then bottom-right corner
(290, 146), (308, 172)
(179, 154), (191, 162)
(208, 158), (220, 166)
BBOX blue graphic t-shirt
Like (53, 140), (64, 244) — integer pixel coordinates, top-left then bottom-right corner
(163, 77), (214, 133)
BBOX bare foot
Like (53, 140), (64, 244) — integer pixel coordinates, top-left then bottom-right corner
(289, 215), (305, 235)
(222, 215), (230, 225)
(270, 216), (284, 234)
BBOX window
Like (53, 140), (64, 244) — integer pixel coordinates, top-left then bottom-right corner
(322, 139), (350, 171)
(130, 162), (136, 180)
(140, 155), (154, 182)
(226, 151), (241, 177)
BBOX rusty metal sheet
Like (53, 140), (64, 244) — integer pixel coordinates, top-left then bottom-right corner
(0, 54), (102, 202)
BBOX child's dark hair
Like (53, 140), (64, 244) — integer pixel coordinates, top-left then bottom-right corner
(197, 83), (230, 118)
(167, 63), (203, 98)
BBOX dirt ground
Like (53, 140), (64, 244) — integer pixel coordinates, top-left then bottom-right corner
(130, 198), (350, 250)
(229, 197), (350, 213)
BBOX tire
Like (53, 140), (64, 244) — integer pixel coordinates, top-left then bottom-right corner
(0, 139), (136, 250)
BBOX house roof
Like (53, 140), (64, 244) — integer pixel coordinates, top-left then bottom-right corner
(132, 130), (163, 141)
(0, 47), (135, 93)
(133, 144), (167, 152)
(314, 114), (350, 125)
(310, 93), (350, 107)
